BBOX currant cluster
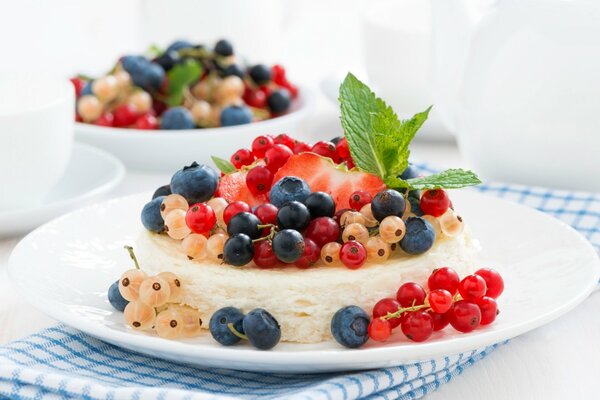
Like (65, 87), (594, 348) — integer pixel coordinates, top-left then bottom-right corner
(71, 39), (298, 130)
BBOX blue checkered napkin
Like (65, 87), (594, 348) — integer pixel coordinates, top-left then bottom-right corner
(1, 179), (598, 400)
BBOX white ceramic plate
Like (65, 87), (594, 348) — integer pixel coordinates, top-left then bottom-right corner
(8, 191), (600, 373)
(75, 86), (315, 172)
(0, 143), (124, 237)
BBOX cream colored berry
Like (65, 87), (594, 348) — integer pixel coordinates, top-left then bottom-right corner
(164, 209), (191, 240)
(77, 95), (103, 122)
(379, 216), (406, 244)
(128, 91), (152, 114)
(191, 100), (211, 125)
(92, 75), (119, 102)
(360, 204), (378, 228)
(366, 236), (390, 263)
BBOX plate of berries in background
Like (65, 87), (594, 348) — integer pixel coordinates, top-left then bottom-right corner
(72, 39), (314, 171)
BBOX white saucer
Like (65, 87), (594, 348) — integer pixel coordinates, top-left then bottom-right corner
(0, 142), (125, 237)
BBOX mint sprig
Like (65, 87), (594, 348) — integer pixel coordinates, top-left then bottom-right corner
(166, 59), (202, 107)
(211, 156), (236, 174)
(339, 73), (481, 191)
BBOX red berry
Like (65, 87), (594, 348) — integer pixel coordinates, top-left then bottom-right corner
(348, 190), (373, 211)
(293, 141), (311, 154)
(339, 240), (367, 269)
(94, 113), (114, 127)
(230, 148), (255, 169)
(474, 268), (504, 299)
(246, 166), (274, 195)
(75, 114), (83, 122)
(295, 238), (320, 268)
(396, 282), (426, 307)
(428, 289), (453, 314)
(476, 296), (498, 325)
(368, 318), (392, 342)
(272, 64), (287, 85)
(254, 203), (278, 225)
(311, 141), (340, 163)
(253, 241), (279, 268)
(345, 158), (356, 169)
(428, 311), (450, 331)
(273, 133), (296, 150)
(243, 86), (267, 108)
(258, 85), (272, 98)
(336, 137), (350, 159)
(458, 274), (487, 301)
(401, 310), (434, 342)
(372, 298), (402, 329)
(428, 267), (460, 295)
(265, 144), (293, 173)
(113, 104), (139, 127)
(304, 217), (340, 248)
(223, 201), (251, 225)
(185, 203), (216, 234)
(251, 135), (275, 158)
(449, 300), (481, 333)
(152, 100), (168, 117)
(70, 77), (85, 97)
(281, 81), (299, 98)
(134, 113), (158, 130)
(420, 189), (450, 217)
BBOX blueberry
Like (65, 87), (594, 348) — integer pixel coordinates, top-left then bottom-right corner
(81, 80), (93, 96)
(209, 307), (245, 346)
(108, 280), (128, 312)
(137, 63), (165, 92)
(269, 177), (311, 207)
(223, 234), (255, 267)
(222, 63), (245, 79)
(371, 189), (406, 222)
(122, 55), (147, 75)
(161, 107), (196, 130)
(154, 50), (179, 72)
(303, 192), (335, 218)
(220, 105), (253, 126)
(214, 39), (234, 57)
(249, 64), (272, 85)
(272, 229), (305, 263)
(170, 162), (219, 204)
(277, 201), (311, 231)
(330, 136), (342, 145)
(267, 89), (291, 114)
(141, 196), (165, 232)
(152, 184), (171, 199)
(400, 217), (436, 255)
(227, 212), (261, 239)
(243, 309), (281, 350)
(166, 40), (193, 53)
(408, 195), (423, 217)
(330, 305), (370, 348)
(400, 163), (419, 180)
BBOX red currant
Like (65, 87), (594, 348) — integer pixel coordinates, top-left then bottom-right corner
(293, 141), (311, 154)
(243, 86), (266, 108)
(223, 201), (251, 225)
(474, 268), (504, 299)
(254, 203), (278, 225)
(113, 104), (139, 127)
(458, 274), (487, 301)
(372, 298), (402, 328)
(428, 289), (453, 314)
(311, 141), (340, 163)
(295, 238), (320, 268)
(420, 189), (450, 217)
(448, 300), (481, 333)
(185, 203), (216, 234)
(258, 85), (272, 98)
(368, 318), (392, 342)
(230, 148), (255, 169)
(94, 113), (114, 127)
(348, 190), (373, 211)
(428, 267), (460, 295)
(134, 113), (158, 130)
(70, 77), (85, 97)
(401, 310), (433, 342)
(246, 166), (274, 195)
(339, 240), (367, 269)
(265, 144), (293, 173)
(336, 137), (350, 159)
(251, 135), (274, 158)
(253, 240), (279, 268)
(476, 296), (498, 325)
(396, 282), (426, 307)
(272, 64), (287, 85)
(304, 217), (340, 248)
(273, 133), (296, 150)
(428, 311), (450, 331)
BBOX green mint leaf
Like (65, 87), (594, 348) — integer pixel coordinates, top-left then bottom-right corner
(211, 156), (236, 174)
(405, 169), (482, 190)
(166, 59), (202, 107)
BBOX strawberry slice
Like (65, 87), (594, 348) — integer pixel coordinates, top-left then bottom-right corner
(273, 153), (386, 210)
(217, 169), (269, 207)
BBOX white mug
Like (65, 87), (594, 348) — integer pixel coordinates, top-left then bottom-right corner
(0, 73), (74, 210)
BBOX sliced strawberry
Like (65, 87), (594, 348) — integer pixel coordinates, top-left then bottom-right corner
(273, 153), (386, 210)
(217, 169), (269, 207)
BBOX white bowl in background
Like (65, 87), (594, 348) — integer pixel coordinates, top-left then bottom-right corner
(75, 86), (315, 172)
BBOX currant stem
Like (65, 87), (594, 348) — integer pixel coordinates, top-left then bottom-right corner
(124, 245), (141, 270)
(227, 323), (248, 340)
(382, 303), (430, 320)
(252, 225), (277, 243)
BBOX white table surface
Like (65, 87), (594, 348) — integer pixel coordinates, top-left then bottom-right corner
(1, 94), (598, 400)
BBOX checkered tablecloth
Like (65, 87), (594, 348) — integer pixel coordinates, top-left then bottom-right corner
(1, 178), (598, 400)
